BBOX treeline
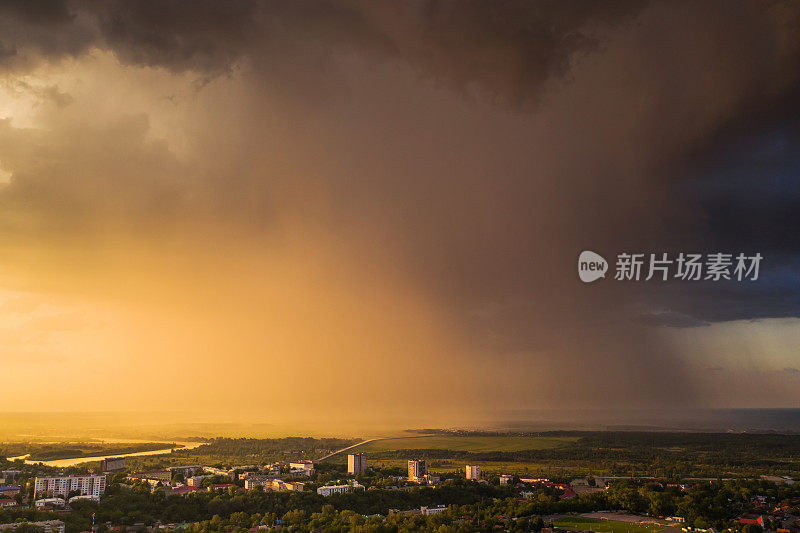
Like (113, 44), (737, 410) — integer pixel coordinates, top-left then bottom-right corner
(128, 437), (359, 471)
(27, 443), (180, 461)
(4, 477), (799, 532)
(0, 479), (515, 531)
(369, 431), (800, 478)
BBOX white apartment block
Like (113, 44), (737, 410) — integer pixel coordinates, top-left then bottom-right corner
(316, 484), (350, 496)
(34, 475), (106, 498)
(465, 465), (480, 480)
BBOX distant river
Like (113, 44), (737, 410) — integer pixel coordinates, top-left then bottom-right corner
(8, 438), (205, 467)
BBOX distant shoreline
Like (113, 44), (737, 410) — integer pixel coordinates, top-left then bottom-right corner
(6, 438), (206, 467)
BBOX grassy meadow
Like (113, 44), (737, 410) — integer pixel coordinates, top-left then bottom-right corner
(352, 435), (579, 453)
(553, 518), (667, 533)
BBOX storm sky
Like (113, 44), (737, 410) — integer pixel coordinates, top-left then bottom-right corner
(0, 0), (799, 429)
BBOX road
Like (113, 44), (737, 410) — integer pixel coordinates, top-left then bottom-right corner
(315, 438), (381, 462)
(314, 433), (456, 462)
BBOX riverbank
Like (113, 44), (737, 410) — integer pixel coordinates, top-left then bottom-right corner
(5, 438), (206, 467)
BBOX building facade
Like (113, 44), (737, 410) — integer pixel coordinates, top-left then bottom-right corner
(289, 461), (315, 477)
(0, 486), (19, 497)
(187, 475), (212, 487)
(465, 465), (480, 480)
(408, 460), (427, 481)
(421, 506), (448, 516)
(317, 484), (350, 496)
(34, 475), (106, 498)
(100, 457), (126, 473)
(0, 521), (65, 533)
(168, 465), (201, 477)
(348, 453), (367, 475)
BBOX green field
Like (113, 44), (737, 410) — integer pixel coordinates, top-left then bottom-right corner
(554, 518), (666, 533)
(352, 435), (579, 453)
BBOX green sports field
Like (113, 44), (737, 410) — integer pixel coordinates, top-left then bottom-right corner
(352, 435), (579, 453)
(554, 518), (666, 533)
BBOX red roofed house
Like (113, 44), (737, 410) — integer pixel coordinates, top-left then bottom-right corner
(171, 485), (202, 496)
(739, 516), (766, 527)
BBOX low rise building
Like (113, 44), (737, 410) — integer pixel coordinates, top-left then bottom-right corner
(289, 461), (315, 477)
(243, 476), (270, 490)
(100, 457), (126, 473)
(317, 484), (350, 497)
(0, 521), (65, 533)
(203, 467), (233, 477)
(168, 465), (202, 477)
(34, 498), (66, 508)
(68, 495), (100, 504)
(186, 475), (212, 487)
(169, 485), (203, 496)
(0, 486), (19, 497)
(126, 471), (170, 487)
(275, 480), (304, 492)
(0, 498), (17, 508)
(421, 506), (448, 516)
(246, 478), (303, 492)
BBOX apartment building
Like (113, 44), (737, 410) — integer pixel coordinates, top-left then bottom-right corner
(34, 475), (106, 498)
(348, 453), (367, 475)
(317, 484), (350, 496)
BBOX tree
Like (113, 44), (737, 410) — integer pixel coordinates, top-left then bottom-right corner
(12, 525), (45, 533)
(743, 524), (763, 533)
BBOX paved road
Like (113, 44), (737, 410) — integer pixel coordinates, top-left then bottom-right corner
(315, 439), (378, 462)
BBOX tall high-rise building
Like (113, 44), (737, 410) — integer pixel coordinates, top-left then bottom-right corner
(348, 453), (367, 475)
(465, 465), (480, 480)
(408, 459), (427, 481)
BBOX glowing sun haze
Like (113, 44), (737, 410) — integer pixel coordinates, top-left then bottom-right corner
(1, 1), (800, 431)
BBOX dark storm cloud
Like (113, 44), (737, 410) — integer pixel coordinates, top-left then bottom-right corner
(348, 0), (647, 108)
(648, 119), (800, 324)
(0, 0), (645, 99)
(0, 0), (95, 72)
(95, 0), (260, 74)
(0, 0), (259, 74)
